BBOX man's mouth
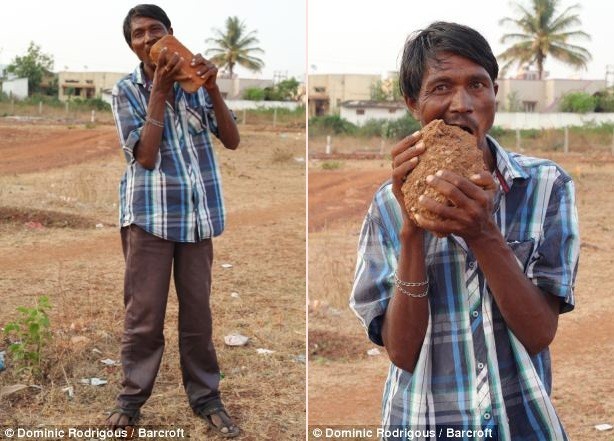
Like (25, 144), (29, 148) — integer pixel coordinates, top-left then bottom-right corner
(447, 122), (474, 135)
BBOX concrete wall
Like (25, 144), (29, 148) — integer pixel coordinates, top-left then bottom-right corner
(1, 77), (28, 99)
(225, 100), (300, 110)
(494, 112), (614, 129)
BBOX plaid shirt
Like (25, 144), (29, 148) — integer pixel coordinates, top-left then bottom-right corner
(112, 65), (225, 242)
(350, 137), (580, 440)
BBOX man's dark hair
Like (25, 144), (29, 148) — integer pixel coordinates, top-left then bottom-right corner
(122, 4), (171, 47)
(399, 22), (499, 101)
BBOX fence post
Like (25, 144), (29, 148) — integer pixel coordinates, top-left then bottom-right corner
(563, 126), (569, 154)
(242, 109), (246, 125)
(273, 108), (277, 127)
(91, 110), (96, 123)
(325, 135), (332, 155)
(611, 127), (614, 155)
(38, 101), (43, 115)
(515, 129), (521, 150)
(10, 99), (14, 114)
(65, 101), (69, 114)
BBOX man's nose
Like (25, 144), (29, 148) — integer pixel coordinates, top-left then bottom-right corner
(450, 88), (473, 113)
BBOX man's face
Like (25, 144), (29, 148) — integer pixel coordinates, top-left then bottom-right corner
(129, 16), (171, 68)
(406, 52), (498, 150)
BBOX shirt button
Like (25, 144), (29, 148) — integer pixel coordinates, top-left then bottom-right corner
(477, 362), (484, 370)
(484, 413), (491, 420)
(469, 261), (476, 269)
(472, 310), (479, 318)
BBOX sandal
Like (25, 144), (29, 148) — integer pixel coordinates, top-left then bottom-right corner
(195, 403), (240, 438)
(105, 407), (141, 429)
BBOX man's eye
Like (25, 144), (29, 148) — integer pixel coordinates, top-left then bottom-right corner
(470, 81), (485, 89)
(434, 84), (448, 92)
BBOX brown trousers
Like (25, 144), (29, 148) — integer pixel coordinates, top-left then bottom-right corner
(117, 225), (220, 411)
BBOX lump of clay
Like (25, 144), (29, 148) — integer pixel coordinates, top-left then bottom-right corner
(401, 119), (485, 227)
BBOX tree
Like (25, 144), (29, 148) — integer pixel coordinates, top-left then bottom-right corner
(498, 0), (591, 79)
(7, 42), (54, 95)
(205, 16), (265, 78)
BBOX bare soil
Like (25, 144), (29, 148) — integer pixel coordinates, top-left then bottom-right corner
(0, 118), (306, 440)
(308, 151), (614, 440)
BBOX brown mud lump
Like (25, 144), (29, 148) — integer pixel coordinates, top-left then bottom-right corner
(401, 119), (486, 226)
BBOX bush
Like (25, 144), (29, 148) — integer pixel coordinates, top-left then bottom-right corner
(309, 115), (357, 135)
(595, 93), (614, 112)
(243, 87), (265, 101)
(559, 92), (596, 113)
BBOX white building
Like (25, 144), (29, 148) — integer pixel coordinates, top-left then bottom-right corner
(339, 100), (407, 126)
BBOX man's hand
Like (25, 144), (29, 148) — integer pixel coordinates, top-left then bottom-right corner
(191, 54), (218, 91)
(391, 131), (426, 229)
(415, 170), (498, 240)
(153, 47), (189, 93)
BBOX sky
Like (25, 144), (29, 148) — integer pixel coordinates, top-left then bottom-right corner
(308, 0), (613, 81)
(0, 0), (306, 81)
(2, 1), (610, 84)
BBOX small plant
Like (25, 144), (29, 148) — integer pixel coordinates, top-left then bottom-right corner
(321, 161), (342, 170)
(3, 296), (52, 379)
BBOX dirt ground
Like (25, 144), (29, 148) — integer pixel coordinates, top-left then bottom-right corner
(308, 151), (614, 440)
(0, 118), (306, 440)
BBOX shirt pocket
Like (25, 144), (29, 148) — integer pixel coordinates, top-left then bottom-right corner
(507, 238), (535, 273)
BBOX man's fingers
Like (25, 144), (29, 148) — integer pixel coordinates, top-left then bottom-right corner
(390, 130), (422, 157)
(470, 171), (497, 190)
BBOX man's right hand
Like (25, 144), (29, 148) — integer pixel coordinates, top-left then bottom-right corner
(152, 47), (189, 93)
(391, 130), (426, 233)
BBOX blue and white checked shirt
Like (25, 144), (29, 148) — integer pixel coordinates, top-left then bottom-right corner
(350, 137), (580, 440)
(112, 65), (225, 242)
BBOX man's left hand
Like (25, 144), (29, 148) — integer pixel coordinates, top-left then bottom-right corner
(414, 170), (498, 240)
(191, 54), (218, 91)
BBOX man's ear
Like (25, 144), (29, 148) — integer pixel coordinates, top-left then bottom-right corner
(404, 96), (420, 120)
(169, 27), (174, 36)
(493, 81), (499, 97)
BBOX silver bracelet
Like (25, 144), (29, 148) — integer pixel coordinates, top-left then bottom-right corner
(394, 272), (429, 298)
(394, 272), (429, 287)
(146, 117), (164, 128)
(396, 282), (429, 298)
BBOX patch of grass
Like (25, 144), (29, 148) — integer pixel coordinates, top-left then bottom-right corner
(321, 161), (342, 170)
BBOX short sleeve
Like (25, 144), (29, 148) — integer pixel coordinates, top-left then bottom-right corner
(112, 81), (146, 164)
(527, 177), (580, 313)
(350, 201), (398, 346)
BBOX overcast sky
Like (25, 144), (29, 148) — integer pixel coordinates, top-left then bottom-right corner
(2, 1), (610, 83)
(309, 0), (612, 81)
(0, 0), (306, 80)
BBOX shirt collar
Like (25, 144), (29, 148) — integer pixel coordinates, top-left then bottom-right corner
(486, 135), (529, 193)
(131, 63), (153, 91)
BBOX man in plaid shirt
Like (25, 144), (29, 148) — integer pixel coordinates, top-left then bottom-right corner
(350, 22), (579, 440)
(107, 4), (240, 437)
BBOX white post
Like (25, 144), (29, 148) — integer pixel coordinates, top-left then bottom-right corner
(563, 126), (569, 154)
(611, 128), (614, 155)
(273, 108), (277, 127)
(38, 101), (43, 115)
(242, 109), (246, 125)
(65, 101), (69, 113)
(91, 110), (96, 123)
(515, 128), (521, 150)
(380, 139), (385, 155)
(10, 99), (14, 114)
(325, 135), (332, 155)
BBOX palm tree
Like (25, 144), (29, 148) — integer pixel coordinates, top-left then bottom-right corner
(205, 16), (265, 78)
(498, 0), (591, 79)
